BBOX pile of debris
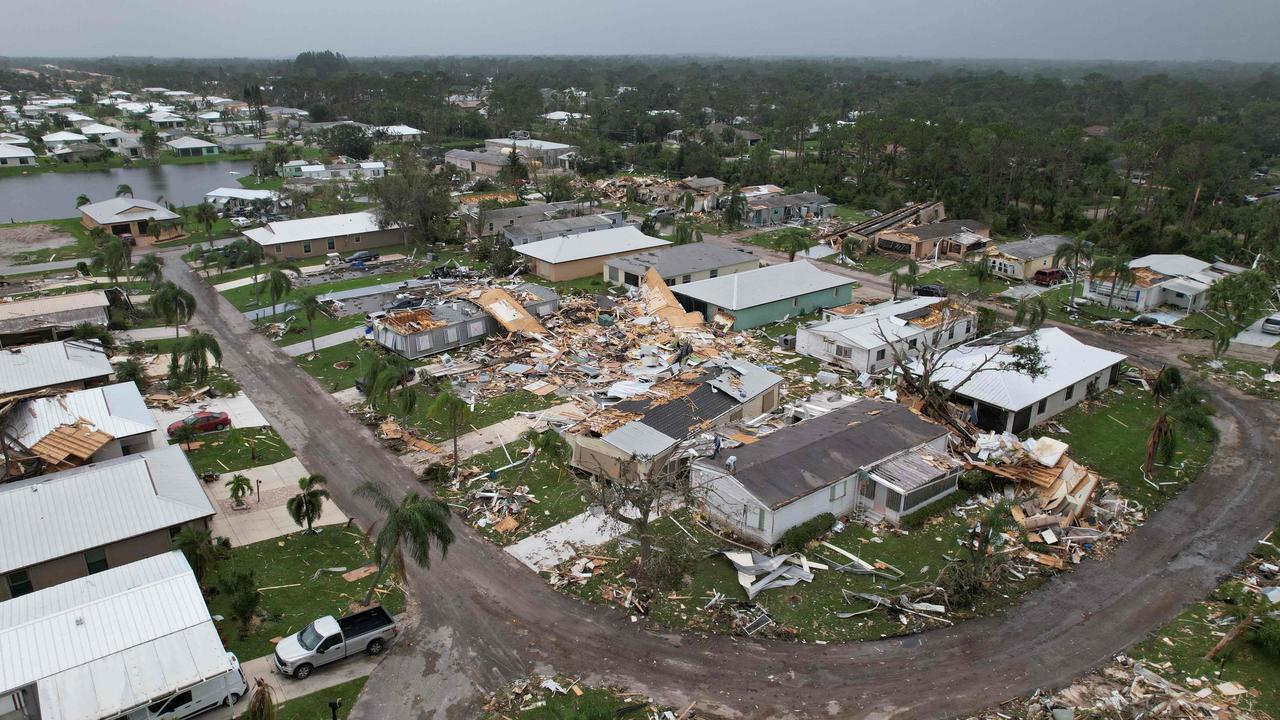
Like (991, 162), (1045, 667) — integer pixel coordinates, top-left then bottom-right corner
(463, 481), (539, 534)
(973, 659), (1266, 719)
(483, 675), (694, 719)
(376, 419), (443, 454)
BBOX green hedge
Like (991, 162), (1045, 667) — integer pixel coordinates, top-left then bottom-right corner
(778, 513), (836, 553)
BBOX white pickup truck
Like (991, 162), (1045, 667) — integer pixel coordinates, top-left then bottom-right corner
(272, 605), (398, 680)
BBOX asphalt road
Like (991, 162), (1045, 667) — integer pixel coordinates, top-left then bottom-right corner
(160, 250), (1280, 719)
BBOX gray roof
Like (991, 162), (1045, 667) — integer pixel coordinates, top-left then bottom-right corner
(445, 148), (506, 166)
(993, 235), (1071, 260)
(0, 339), (113, 396)
(473, 200), (588, 225)
(504, 214), (617, 244)
(712, 401), (948, 509)
(671, 261), (854, 311)
(605, 242), (758, 278)
(892, 220), (989, 241)
(0, 445), (214, 575)
(682, 176), (724, 191)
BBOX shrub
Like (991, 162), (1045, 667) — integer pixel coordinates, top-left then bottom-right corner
(778, 513), (836, 553)
(631, 535), (699, 591)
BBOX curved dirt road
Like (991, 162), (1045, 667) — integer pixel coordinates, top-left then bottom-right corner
(161, 256), (1280, 719)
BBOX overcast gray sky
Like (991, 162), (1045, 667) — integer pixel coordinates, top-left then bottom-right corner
(10, 0), (1279, 62)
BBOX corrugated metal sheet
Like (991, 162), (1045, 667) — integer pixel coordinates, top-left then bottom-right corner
(7, 381), (157, 449)
(670, 261), (853, 311)
(0, 552), (231, 720)
(0, 340), (113, 396)
(0, 446), (214, 575)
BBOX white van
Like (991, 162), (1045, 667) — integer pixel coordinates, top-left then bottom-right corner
(113, 653), (248, 719)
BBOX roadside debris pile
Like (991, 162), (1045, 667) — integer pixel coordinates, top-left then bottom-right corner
(483, 675), (695, 719)
(376, 419), (443, 454)
(973, 659), (1266, 719)
(721, 550), (817, 600)
(463, 481), (540, 534)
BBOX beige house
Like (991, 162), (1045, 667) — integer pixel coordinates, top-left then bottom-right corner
(985, 235), (1067, 281)
(603, 242), (759, 288)
(0, 446), (214, 600)
(245, 210), (404, 260)
(79, 197), (184, 245)
(516, 225), (670, 282)
(873, 219), (991, 261)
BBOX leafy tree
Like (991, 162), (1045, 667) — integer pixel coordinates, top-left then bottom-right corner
(115, 357), (147, 390)
(1152, 366), (1183, 399)
(174, 525), (223, 583)
(226, 474), (253, 508)
(371, 151), (453, 248)
(90, 236), (127, 284)
(133, 253), (164, 288)
(140, 126), (161, 159)
(427, 387), (471, 480)
(219, 567), (261, 639)
(1052, 236), (1092, 308)
(71, 321), (114, 350)
(115, 183), (133, 198)
(1014, 296), (1048, 329)
(355, 481), (454, 605)
(967, 257), (994, 294)
(241, 678), (277, 720)
(75, 193), (90, 208)
(316, 124), (372, 159)
(265, 266), (297, 318)
(937, 501), (1021, 604)
(177, 328), (222, 384)
(722, 187), (746, 228)
(516, 428), (571, 487)
(286, 474), (330, 533)
(152, 281), (196, 340)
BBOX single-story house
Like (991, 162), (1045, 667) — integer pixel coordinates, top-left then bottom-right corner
(3, 381), (158, 475)
(542, 111), (589, 124)
(671, 261), (856, 330)
(0, 132), (29, 145)
(80, 197), (185, 244)
(515, 225), (671, 282)
(484, 137), (579, 169)
(0, 143), (35, 167)
(373, 284), (560, 360)
(165, 136), (220, 157)
(374, 124), (423, 143)
(0, 290), (110, 347)
(48, 142), (106, 163)
(0, 445), (214, 600)
(695, 401), (962, 544)
(288, 161), (386, 180)
(571, 360), (783, 482)
(603, 242), (760, 288)
(985, 235), (1068, 281)
(40, 130), (88, 147)
(873, 219), (991, 261)
(204, 186), (277, 210)
(245, 210), (403, 259)
(702, 122), (763, 146)
(76, 122), (119, 141)
(796, 297), (979, 374)
(503, 213), (626, 246)
(0, 551), (236, 720)
(445, 148), (513, 178)
(1084, 254), (1246, 312)
(463, 200), (597, 238)
(0, 339), (113, 398)
(744, 192), (837, 226)
(920, 327), (1127, 434)
(101, 130), (143, 157)
(146, 111), (185, 129)
(217, 134), (268, 153)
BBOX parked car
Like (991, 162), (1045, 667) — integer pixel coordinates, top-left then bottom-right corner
(229, 217), (255, 229)
(167, 411), (231, 437)
(646, 207), (677, 221)
(273, 606), (398, 680)
(140, 653), (247, 719)
(344, 250), (380, 264)
(1032, 268), (1067, 286)
(1262, 313), (1280, 336)
(914, 284), (948, 297)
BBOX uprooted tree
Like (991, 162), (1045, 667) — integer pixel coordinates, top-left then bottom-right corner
(578, 449), (698, 574)
(936, 500), (1022, 605)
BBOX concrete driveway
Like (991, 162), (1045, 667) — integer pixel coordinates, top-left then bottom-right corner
(150, 393), (269, 431)
(205, 456), (349, 546)
(1233, 315), (1280, 348)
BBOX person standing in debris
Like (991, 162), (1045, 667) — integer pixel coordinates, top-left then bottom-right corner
(712, 436), (722, 459)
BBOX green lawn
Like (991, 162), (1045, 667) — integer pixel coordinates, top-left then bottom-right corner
(1039, 284), (1135, 326)
(221, 268), (421, 312)
(401, 390), (563, 443)
(565, 507), (1043, 643)
(1176, 310), (1230, 336)
(1039, 384), (1216, 508)
(295, 341), (371, 391)
(848, 253), (907, 276)
(208, 256), (329, 285)
(1181, 354), (1280, 401)
(918, 264), (1011, 298)
(237, 175), (285, 191)
(277, 676), (368, 720)
(177, 426), (295, 475)
(205, 531), (405, 660)
(487, 688), (647, 720)
(834, 205), (871, 222)
(1129, 531), (1280, 718)
(440, 445), (588, 544)
(519, 272), (611, 295)
(266, 313), (367, 347)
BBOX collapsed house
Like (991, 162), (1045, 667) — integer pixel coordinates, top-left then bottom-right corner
(462, 200), (602, 238)
(796, 297), (979, 374)
(372, 283), (559, 360)
(743, 191), (837, 227)
(694, 401), (961, 545)
(826, 201), (946, 252)
(502, 212), (627, 247)
(569, 359), (782, 482)
(872, 219), (991, 261)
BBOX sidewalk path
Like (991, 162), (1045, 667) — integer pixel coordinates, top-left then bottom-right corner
(283, 325), (368, 357)
(118, 326), (188, 342)
(203, 651), (382, 718)
(396, 401), (580, 474)
(205, 456), (348, 546)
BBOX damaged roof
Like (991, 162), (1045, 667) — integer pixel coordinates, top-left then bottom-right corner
(6, 381), (156, 450)
(514, 225), (669, 264)
(709, 401), (948, 509)
(0, 340), (113, 397)
(989, 235), (1068, 260)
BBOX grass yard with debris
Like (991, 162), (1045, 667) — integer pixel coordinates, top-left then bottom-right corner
(262, 311), (366, 347)
(177, 426), (295, 475)
(1181, 354), (1280, 401)
(1039, 384), (1216, 508)
(439, 445), (589, 545)
(276, 676), (368, 720)
(1129, 531), (1280, 718)
(847, 253), (908, 276)
(402, 389), (565, 443)
(1037, 284), (1136, 327)
(917, 264), (1011, 298)
(485, 687), (651, 720)
(206, 531), (405, 660)
(220, 267), (422, 312)
(296, 340), (369, 390)
(563, 507), (1047, 643)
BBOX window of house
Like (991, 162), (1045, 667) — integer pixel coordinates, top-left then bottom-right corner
(327, 238), (335, 250)
(681, 275), (691, 284)
(908, 338), (917, 349)
(755, 508), (766, 530)
(965, 320), (972, 334)
(835, 345), (852, 358)
(832, 288), (839, 297)
(608, 267), (619, 282)
(875, 348), (886, 361)
(948, 325), (955, 339)
(274, 245), (283, 254)
(1037, 397), (1047, 414)
(169, 525), (182, 541)
(709, 269), (719, 278)
(792, 297), (799, 308)
(84, 547), (109, 574)
(1065, 383), (1075, 401)
(829, 480), (847, 501)
(6, 570), (33, 598)
(859, 476), (875, 499)
(302, 241), (311, 254)
(353, 236), (361, 243)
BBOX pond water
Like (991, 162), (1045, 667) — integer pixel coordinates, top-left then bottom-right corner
(0, 160), (256, 222)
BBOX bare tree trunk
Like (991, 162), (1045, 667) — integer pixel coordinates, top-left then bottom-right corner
(1205, 613), (1253, 661)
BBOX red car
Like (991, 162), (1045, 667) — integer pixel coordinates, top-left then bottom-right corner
(167, 411), (231, 437)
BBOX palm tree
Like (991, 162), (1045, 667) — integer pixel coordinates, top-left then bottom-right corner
(1152, 366), (1183, 399)
(360, 353), (412, 412)
(90, 236), (127, 284)
(286, 474), (331, 533)
(722, 186), (746, 228)
(115, 357), (147, 390)
(1091, 254), (1136, 309)
(193, 201), (219, 239)
(241, 677), (278, 720)
(173, 525), (220, 583)
(515, 428), (571, 487)
(115, 183), (133, 198)
(75, 193), (91, 208)
(771, 228), (816, 262)
(226, 474), (253, 508)
(133, 253), (164, 289)
(1014, 296), (1048, 330)
(427, 388), (471, 480)
(296, 292), (325, 353)
(1051, 236), (1092, 307)
(178, 328), (222, 384)
(393, 387), (419, 418)
(265, 264), (299, 318)
(1144, 413), (1176, 475)
(152, 281), (196, 340)
(356, 481), (454, 606)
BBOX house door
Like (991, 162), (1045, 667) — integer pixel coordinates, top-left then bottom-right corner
(872, 484), (887, 515)
(1011, 405), (1033, 434)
